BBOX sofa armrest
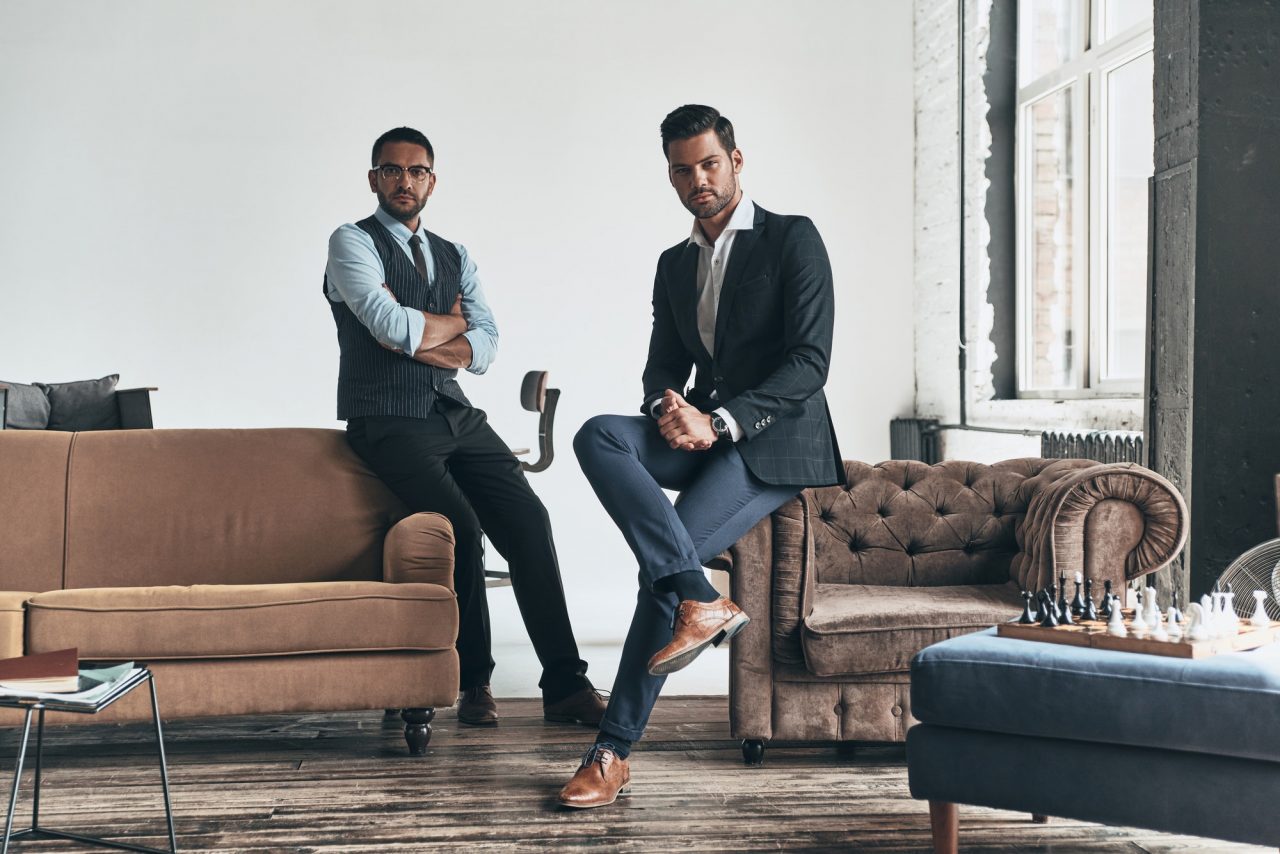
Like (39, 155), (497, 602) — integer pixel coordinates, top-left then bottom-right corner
(1013, 462), (1188, 593)
(116, 387), (157, 429)
(383, 512), (455, 592)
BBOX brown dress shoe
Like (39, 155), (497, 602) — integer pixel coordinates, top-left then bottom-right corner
(543, 686), (609, 726)
(647, 596), (750, 676)
(457, 685), (498, 726)
(557, 745), (631, 809)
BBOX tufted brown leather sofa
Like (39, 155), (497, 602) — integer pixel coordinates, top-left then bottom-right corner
(0, 428), (460, 753)
(725, 458), (1188, 764)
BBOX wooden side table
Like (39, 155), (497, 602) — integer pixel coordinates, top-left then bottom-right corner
(0, 667), (177, 853)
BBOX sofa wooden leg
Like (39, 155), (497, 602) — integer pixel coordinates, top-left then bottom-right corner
(401, 708), (434, 755)
(383, 708), (401, 718)
(928, 800), (958, 854)
(1031, 814), (1049, 823)
(741, 739), (766, 766)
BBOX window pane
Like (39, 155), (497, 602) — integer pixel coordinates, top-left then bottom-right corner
(1018, 0), (1082, 87)
(1104, 51), (1154, 381)
(1103, 0), (1152, 41)
(1026, 85), (1079, 390)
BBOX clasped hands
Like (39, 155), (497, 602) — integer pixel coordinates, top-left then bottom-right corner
(657, 389), (718, 452)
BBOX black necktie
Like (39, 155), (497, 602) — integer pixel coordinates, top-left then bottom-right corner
(408, 234), (430, 281)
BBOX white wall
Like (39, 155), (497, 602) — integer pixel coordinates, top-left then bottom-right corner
(0, 0), (915, 645)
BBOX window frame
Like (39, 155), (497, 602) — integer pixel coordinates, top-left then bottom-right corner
(1014, 0), (1153, 399)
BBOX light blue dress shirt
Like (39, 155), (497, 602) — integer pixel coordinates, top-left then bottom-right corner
(325, 207), (498, 374)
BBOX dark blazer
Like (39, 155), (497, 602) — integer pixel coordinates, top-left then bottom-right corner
(641, 203), (844, 488)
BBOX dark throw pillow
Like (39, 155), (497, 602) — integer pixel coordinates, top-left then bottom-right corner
(38, 374), (122, 431)
(0, 380), (52, 429)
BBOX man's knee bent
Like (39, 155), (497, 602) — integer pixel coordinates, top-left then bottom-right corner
(573, 414), (638, 466)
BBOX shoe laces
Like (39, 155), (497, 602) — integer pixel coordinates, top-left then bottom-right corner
(580, 743), (617, 768)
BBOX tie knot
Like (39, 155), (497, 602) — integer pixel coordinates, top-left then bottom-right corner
(408, 234), (422, 247)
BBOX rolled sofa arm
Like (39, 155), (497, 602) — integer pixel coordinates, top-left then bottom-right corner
(1013, 462), (1188, 594)
(383, 512), (456, 591)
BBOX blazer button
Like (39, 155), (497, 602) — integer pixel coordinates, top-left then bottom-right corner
(714, 376), (724, 383)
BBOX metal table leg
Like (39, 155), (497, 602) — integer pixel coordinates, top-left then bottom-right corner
(1, 710), (33, 854)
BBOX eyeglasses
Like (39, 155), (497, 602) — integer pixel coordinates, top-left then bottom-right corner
(375, 164), (434, 183)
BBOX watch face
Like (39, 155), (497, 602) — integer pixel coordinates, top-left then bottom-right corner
(712, 415), (728, 435)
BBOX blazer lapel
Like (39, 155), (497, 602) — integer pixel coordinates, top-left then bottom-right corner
(712, 205), (767, 354)
(670, 242), (710, 361)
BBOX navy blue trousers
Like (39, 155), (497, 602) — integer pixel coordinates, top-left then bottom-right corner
(573, 414), (798, 742)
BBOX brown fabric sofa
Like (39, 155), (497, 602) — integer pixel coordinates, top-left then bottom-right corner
(725, 458), (1188, 764)
(0, 428), (459, 752)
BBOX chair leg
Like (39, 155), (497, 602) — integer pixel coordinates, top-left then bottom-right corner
(741, 739), (766, 766)
(928, 800), (958, 854)
(401, 708), (434, 755)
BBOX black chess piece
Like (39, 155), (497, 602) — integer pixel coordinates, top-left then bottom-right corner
(1083, 578), (1099, 621)
(1019, 590), (1036, 624)
(1056, 577), (1070, 622)
(1071, 578), (1085, 616)
(1038, 592), (1059, 628)
(1033, 589), (1048, 622)
(1099, 580), (1114, 619)
(1058, 598), (1074, 625)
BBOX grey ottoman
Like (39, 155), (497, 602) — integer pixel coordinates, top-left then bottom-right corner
(906, 628), (1280, 852)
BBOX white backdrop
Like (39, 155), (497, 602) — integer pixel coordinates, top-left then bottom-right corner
(0, 0), (915, 645)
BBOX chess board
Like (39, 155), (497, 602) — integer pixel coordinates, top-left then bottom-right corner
(997, 609), (1278, 658)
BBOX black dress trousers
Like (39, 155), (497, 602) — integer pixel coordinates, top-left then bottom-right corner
(346, 402), (588, 699)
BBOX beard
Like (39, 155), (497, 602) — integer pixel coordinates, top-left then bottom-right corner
(377, 188), (428, 224)
(682, 177), (738, 219)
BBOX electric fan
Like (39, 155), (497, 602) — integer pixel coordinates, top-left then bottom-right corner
(1215, 538), (1280, 621)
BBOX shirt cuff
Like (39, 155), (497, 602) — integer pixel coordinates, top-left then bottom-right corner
(403, 309), (426, 355)
(714, 407), (745, 442)
(648, 398), (664, 419)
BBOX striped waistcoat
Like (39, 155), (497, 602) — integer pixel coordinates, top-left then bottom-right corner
(325, 216), (471, 420)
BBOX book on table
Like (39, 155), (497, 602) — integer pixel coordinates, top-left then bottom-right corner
(0, 650), (142, 707)
(0, 648), (80, 693)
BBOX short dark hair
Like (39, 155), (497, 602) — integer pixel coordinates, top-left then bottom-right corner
(660, 105), (736, 159)
(371, 127), (434, 167)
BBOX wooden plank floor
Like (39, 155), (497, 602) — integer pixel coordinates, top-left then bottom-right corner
(0, 697), (1265, 853)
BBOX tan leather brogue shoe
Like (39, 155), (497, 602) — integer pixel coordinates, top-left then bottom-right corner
(647, 596), (750, 676)
(557, 744), (631, 809)
(457, 685), (498, 726)
(543, 685), (608, 726)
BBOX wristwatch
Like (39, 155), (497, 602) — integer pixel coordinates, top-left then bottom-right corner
(711, 414), (731, 441)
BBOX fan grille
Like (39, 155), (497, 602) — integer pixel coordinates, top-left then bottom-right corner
(1216, 538), (1280, 621)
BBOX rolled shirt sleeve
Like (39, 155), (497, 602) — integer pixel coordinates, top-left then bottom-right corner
(325, 225), (424, 354)
(455, 244), (499, 375)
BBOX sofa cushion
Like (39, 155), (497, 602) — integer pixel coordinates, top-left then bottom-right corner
(0, 381), (51, 429)
(38, 374), (121, 431)
(802, 582), (1022, 676)
(26, 581), (456, 660)
(911, 628), (1280, 764)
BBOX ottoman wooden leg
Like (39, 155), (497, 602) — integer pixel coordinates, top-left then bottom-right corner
(929, 800), (958, 854)
(1032, 814), (1049, 823)
(401, 708), (435, 755)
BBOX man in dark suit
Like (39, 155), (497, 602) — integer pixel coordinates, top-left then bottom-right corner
(557, 105), (843, 808)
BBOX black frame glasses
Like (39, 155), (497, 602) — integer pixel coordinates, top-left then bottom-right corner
(375, 164), (434, 183)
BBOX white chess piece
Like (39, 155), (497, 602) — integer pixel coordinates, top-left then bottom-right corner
(1166, 604), (1184, 640)
(1150, 608), (1168, 641)
(1201, 594), (1218, 638)
(1130, 593), (1148, 633)
(1187, 602), (1210, 641)
(1107, 601), (1127, 637)
(1144, 585), (1161, 625)
(1251, 590), (1271, 628)
(1224, 590), (1240, 634)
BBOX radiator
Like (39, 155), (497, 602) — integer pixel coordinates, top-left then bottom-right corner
(1040, 430), (1144, 464)
(890, 418), (941, 464)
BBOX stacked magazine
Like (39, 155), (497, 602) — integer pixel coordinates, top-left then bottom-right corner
(0, 649), (143, 709)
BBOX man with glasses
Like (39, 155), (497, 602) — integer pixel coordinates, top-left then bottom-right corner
(557, 105), (842, 808)
(324, 126), (605, 729)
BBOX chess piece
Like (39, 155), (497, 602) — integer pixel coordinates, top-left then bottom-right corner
(1083, 578), (1099, 622)
(1187, 602), (1209, 641)
(1099, 580), (1114, 619)
(1019, 590), (1036, 625)
(1150, 608), (1168, 641)
(1251, 590), (1271, 628)
(1071, 572), (1085, 617)
(1131, 592), (1148, 633)
(1144, 585), (1161, 626)
(1038, 591), (1059, 628)
(1057, 577), (1070, 622)
(1035, 587), (1051, 622)
(1166, 595), (1184, 640)
(1107, 601), (1127, 637)
(1224, 584), (1240, 634)
(1200, 594), (1217, 638)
